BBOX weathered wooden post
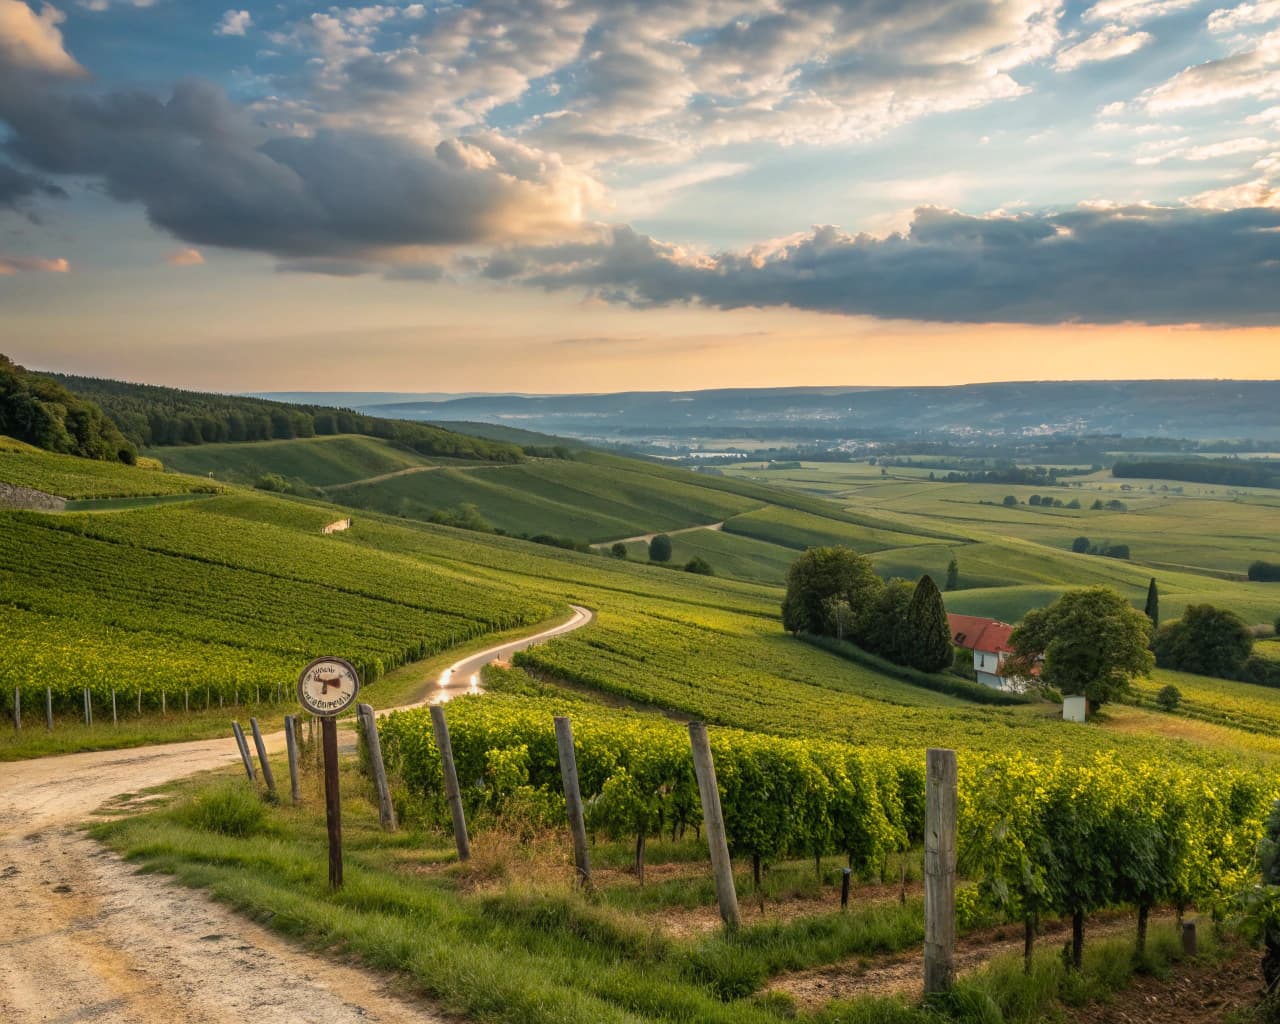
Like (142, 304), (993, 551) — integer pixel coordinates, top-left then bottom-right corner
(284, 714), (301, 804)
(184, 689), (189, 714)
(249, 717), (276, 796)
(924, 748), (958, 997)
(12, 687), (19, 731)
(430, 704), (470, 861)
(841, 867), (851, 910)
(296, 657), (361, 890)
(160, 690), (166, 716)
(231, 721), (257, 781)
(83, 687), (92, 726)
(554, 716), (591, 887)
(357, 703), (397, 830)
(111, 689), (117, 727)
(45, 687), (52, 732)
(689, 722), (740, 931)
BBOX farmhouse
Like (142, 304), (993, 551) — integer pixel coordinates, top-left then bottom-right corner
(947, 613), (1016, 689)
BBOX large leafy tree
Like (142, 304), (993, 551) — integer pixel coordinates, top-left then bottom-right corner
(905, 574), (953, 672)
(1152, 604), (1253, 679)
(648, 534), (673, 563)
(781, 546), (882, 637)
(0, 354), (135, 463)
(1008, 587), (1153, 705)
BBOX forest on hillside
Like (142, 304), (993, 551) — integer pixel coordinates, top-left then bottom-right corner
(0, 356), (135, 464)
(46, 372), (528, 463)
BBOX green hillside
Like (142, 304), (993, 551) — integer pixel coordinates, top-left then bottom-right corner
(0, 436), (224, 499)
(151, 434), (440, 488)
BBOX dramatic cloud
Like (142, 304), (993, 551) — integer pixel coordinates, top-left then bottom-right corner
(0, 158), (66, 214)
(0, 78), (598, 262)
(165, 247), (204, 266)
(1145, 28), (1280, 110)
(215, 9), (251, 37)
(1055, 25), (1152, 70)
(0, 0), (84, 77)
(263, 0), (1063, 159)
(0, 252), (68, 273)
(483, 205), (1280, 326)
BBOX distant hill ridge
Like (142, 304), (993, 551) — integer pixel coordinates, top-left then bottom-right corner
(319, 380), (1280, 441)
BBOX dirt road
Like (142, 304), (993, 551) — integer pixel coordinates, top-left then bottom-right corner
(0, 605), (593, 1024)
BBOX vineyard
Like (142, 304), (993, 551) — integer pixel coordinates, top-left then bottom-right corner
(0, 437), (224, 499)
(0, 502), (555, 715)
(379, 689), (1275, 970)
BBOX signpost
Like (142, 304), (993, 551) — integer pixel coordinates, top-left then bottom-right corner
(297, 656), (360, 889)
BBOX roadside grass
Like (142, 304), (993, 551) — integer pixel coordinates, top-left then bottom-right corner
(93, 762), (1247, 1024)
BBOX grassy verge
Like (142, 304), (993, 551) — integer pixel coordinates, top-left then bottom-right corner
(90, 757), (1246, 1024)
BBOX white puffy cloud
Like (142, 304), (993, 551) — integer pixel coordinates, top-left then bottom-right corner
(0, 0), (84, 77)
(1145, 28), (1280, 110)
(1083, 0), (1201, 26)
(1207, 1), (1280, 33)
(215, 10), (251, 37)
(1056, 24), (1152, 70)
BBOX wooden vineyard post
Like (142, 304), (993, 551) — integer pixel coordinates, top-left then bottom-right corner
(924, 748), (957, 998)
(45, 687), (52, 732)
(83, 688), (92, 727)
(161, 690), (166, 716)
(554, 716), (591, 887)
(841, 867), (851, 909)
(430, 704), (471, 861)
(322, 715), (343, 888)
(111, 689), (117, 727)
(12, 687), (19, 731)
(231, 721), (257, 782)
(284, 714), (301, 804)
(357, 703), (397, 831)
(249, 717), (276, 796)
(689, 722), (740, 931)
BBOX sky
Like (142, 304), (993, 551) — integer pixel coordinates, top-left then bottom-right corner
(1, 0), (1279, 393)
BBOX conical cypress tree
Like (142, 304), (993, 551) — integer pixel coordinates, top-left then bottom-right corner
(906, 574), (953, 672)
(1144, 578), (1159, 629)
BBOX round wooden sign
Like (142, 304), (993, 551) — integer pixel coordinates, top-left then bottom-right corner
(297, 657), (361, 717)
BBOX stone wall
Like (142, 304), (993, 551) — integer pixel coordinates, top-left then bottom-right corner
(0, 482), (67, 512)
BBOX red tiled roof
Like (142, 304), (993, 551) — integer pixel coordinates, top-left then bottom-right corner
(946, 613), (1015, 655)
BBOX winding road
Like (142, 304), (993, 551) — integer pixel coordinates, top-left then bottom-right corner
(0, 605), (593, 1024)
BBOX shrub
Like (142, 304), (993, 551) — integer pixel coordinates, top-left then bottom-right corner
(1155, 685), (1182, 711)
(610, 542), (627, 559)
(1248, 560), (1280, 582)
(1072, 536), (1091, 554)
(684, 556), (713, 575)
(648, 534), (673, 562)
(1002, 495), (1018, 507)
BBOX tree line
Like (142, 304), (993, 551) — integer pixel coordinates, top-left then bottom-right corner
(1113, 458), (1280, 490)
(0, 355), (136, 464)
(45, 371), (531, 463)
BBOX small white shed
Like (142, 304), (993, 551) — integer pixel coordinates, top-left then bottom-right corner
(1063, 695), (1088, 723)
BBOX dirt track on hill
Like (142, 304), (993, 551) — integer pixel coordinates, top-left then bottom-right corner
(0, 607), (592, 1024)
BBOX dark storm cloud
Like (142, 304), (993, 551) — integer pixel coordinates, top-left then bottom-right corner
(490, 206), (1280, 326)
(0, 159), (65, 216)
(0, 76), (589, 260)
